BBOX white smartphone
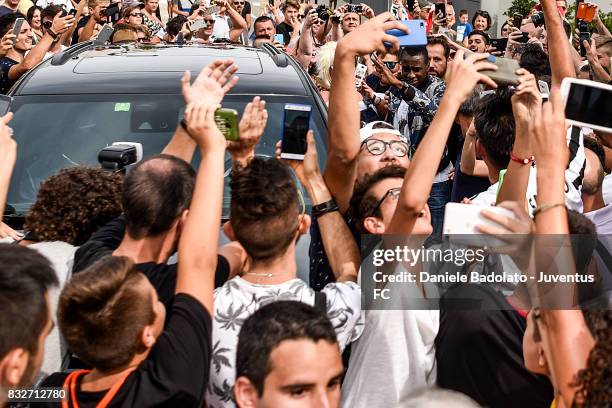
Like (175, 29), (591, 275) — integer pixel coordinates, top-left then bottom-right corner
(443, 203), (518, 248)
(355, 63), (368, 88)
(191, 19), (206, 31)
(538, 80), (550, 100)
(280, 104), (312, 161)
(560, 77), (612, 133)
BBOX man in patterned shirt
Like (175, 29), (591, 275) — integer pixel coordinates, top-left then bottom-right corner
(389, 46), (449, 240)
(207, 140), (363, 407)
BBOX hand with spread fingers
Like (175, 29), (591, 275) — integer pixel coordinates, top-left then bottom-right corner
(181, 59), (239, 105)
(228, 96), (268, 164)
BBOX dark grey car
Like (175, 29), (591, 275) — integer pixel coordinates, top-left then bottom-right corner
(4, 42), (328, 280)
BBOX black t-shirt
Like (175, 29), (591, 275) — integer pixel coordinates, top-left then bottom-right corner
(0, 57), (18, 94)
(435, 283), (554, 408)
(72, 217), (230, 307)
(276, 21), (292, 45)
(241, 1), (251, 18)
(38, 294), (212, 408)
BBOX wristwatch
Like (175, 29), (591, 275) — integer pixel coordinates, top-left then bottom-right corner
(312, 199), (339, 218)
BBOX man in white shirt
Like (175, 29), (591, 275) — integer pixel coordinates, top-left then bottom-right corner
(210, 0), (246, 42)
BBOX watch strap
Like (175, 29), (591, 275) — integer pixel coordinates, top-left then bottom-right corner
(312, 199), (339, 218)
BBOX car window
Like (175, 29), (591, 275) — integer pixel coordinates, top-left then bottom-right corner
(6, 94), (327, 219)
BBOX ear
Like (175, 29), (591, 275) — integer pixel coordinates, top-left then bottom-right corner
(140, 325), (157, 349)
(475, 138), (486, 159)
(234, 376), (259, 408)
(223, 221), (236, 242)
(298, 214), (311, 236)
(363, 216), (386, 234)
(0, 348), (29, 388)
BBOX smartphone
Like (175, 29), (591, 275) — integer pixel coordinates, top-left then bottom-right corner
(465, 52), (520, 86)
(94, 24), (113, 44)
(456, 25), (466, 42)
(12, 18), (24, 46)
(385, 19), (427, 48)
(490, 37), (508, 53)
(191, 19), (206, 31)
(579, 30), (590, 57)
(512, 13), (523, 29)
(214, 108), (239, 141)
(355, 63), (367, 88)
(280, 104), (312, 160)
(444, 202), (517, 231)
(538, 80), (550, 100)
(560, 78), (612, 133)
(176, 31), (185, 44)
(274, 33), (284, 44)
(434, 3), (446, 25)
(576, 2), (595, 22)
(514, 32), (530, 43)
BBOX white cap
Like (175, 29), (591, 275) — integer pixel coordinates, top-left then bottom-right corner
(359, 121), (406, 143)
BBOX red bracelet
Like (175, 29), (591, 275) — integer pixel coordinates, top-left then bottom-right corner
(510, 152), (534, 165)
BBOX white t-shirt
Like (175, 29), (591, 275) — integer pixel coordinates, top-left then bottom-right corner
(206, 276), (363, 408)
(472, 126), (585, 215)
(211, 13), (231, 40)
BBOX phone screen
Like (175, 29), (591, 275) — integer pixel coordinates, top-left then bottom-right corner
(565, 82), (612, 130)
(281, 104), (311, 159)
(12, 18), (24, 45)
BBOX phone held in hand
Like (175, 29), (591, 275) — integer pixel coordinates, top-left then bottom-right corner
(385, 19), (427, 48)
(464, 51), (520, 86)
(280, 104), (312, 161)
(538, 80), (550, 100)
(443, 202), (518, 248)
(274, 33), (284, 44)
(191, 19), (206, 31)
(12, 18), (24, 46)
(434, 3), (446, 25)
(355, 63), (368, 88)
(94, 24), (113, 45)
(214, 108), (239, 141)
(560, 78), (612, 133)
(490, 38), (508, 53)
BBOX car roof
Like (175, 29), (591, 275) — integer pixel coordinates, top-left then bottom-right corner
(12, 43), (310, 96)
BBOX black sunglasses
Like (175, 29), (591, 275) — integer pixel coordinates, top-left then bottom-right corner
(130, 12), (144, 17)
(43, 21), (53, 29)
(384, 61), (398, 70)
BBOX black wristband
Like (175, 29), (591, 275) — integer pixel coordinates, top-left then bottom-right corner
(47, 29), (59, 40)
(180, 118), (189, 133)
(312, 199), (339, 218)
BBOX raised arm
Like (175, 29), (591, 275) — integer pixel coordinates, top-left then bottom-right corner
(224, 1), (248, 42)
(227, 96), (267, 167)
(325, 13), (407, 213)
(540, 0), (575, 89)
(531, 90), (594, 408)
(8, 13), (74, 81)
(496, 69), (541, 209)
(176, 101), (226, 312)
(283, 131), (359, 283)
(388, 51), (497, 233)
(62, 0), (85, 46)
(163, 60), (239, 162)
(296, 9), (317, 69)
(0, 113), (15, 223)
(459, 119), (488, 177)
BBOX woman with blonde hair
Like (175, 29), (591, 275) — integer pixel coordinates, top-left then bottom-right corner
(315, 41), (336, 104)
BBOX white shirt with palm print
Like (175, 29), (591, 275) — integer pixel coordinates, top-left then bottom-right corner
(206, 276), (363, 408)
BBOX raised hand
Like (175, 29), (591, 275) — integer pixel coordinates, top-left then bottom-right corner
(0, 31), (15, 57)
(532, 89), (568, 170)
(51, 12), (76, 35)
(511, 68), (542, 126)
(183, 102), (225, 152)
(227, 96), (268, 163)
(339, 12), (409, 56)
(445, 50), (497, 101)
(278, 130), (320, 187)
(181, 59), (239, 105)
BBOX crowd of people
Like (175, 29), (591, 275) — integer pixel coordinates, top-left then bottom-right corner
(1, 0), (612, 406)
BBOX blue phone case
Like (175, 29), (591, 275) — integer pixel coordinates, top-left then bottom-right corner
(385, 19), (427, 47)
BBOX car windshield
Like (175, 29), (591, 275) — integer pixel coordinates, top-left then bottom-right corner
(6, 93), (327, 220)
